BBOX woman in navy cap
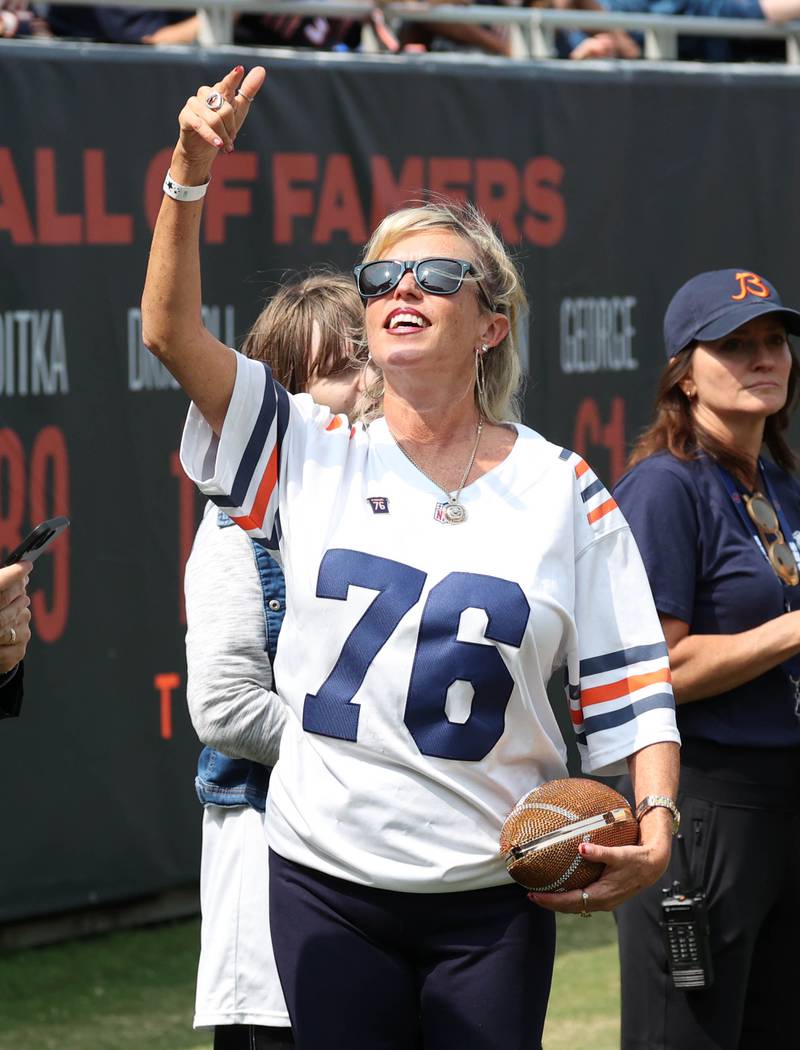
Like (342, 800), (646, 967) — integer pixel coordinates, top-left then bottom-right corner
(612, 268), (800, 1049)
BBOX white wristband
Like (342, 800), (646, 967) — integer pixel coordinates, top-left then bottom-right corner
(163, 170), (210, 202)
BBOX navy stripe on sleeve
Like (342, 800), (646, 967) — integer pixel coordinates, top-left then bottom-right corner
(252, 510), (283, 553)
(225, 364), (281, 509)
(580, 478), (605, 503)
(204, 364), (283, 511)
(582, 691), (675, 736)
(579, 641), (669, 679)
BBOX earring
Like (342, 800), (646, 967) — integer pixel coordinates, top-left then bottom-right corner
(475, 348), (488, 418)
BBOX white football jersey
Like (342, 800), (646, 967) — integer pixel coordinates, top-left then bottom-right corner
(181, 353), (679, 892)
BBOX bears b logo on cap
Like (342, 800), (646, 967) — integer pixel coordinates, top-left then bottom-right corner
(731, 271), (771, 302)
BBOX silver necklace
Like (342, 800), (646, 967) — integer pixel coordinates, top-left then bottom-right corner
(393, 417), (483, 524)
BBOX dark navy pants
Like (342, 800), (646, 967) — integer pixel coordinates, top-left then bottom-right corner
(269, 850), (556, 1050)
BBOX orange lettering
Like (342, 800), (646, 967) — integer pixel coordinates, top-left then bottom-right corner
(36, 149), (82, 245)
(370, 156), (425, 230)
(427, 158), (471, 205)
(273, 153), (317, 245)
(0, 429), (26, 559)
(29, 426), (70, 643)
(84, 149), (133, 245)
(154, 673), (181, 740)
(0, 149), (34, 245)
(475, 159), (521, 244)
(523, 157), (565, 248)
(574, 397), (602, 456)
(205, 152), (258, 245)
(731, 271), (770, 301)
(312, 155), (367, 245)
(573, 397), (626, 485)
(604, 398), (626, 484)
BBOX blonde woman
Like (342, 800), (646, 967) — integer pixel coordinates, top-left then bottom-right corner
(142, 65), (680, 1050)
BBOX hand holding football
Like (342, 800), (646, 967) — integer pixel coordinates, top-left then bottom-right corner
(500, 777), (639, 892)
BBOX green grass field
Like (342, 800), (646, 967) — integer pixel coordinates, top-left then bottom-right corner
(0, 912), (620, 1049)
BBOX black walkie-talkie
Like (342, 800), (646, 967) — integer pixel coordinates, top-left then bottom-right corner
(659, 833), (714, 989)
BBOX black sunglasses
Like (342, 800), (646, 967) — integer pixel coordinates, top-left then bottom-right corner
(353, 258), (495, 312)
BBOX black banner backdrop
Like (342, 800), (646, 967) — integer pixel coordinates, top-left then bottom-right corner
(1, 41), (799, 922)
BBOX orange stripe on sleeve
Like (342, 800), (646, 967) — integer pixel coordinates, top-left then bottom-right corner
(231, 445), (278, 533)
(587, 497), (618, 524)
(581, 667), (672, 707)
(325, 416), (343, 431)
(574, 459), (589, 478)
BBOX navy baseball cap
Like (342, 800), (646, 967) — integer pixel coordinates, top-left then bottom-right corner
(663, 269), (800, 359)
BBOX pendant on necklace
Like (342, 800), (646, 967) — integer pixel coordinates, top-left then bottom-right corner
(434, 499), (467, 524)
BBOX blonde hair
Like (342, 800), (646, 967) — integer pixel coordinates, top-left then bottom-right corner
(240, 272), (365, 394)
(358, 201), (528, 424)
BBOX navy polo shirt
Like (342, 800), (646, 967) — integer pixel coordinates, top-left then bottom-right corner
(613, 451), (800, 749)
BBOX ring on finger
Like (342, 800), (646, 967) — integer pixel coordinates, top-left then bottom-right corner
(5, 626), (16, 646)
(580, 889), (591, 919)
(236, 88), (254, 104)
(205, 91), (225, 112)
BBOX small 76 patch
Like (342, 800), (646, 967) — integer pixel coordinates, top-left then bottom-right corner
(367, 496), (390, 514)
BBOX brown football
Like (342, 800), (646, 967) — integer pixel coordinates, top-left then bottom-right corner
(500, 778), (639, 892)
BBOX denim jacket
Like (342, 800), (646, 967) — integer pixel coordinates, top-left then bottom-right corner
(194, 511), (286, 812)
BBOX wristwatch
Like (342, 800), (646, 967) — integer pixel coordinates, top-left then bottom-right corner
(636, 795), (681, 836)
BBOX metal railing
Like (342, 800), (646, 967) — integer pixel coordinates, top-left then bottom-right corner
(41, 0), (800, 63)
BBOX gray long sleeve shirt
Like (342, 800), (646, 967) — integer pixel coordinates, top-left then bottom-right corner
(185, 504), (286, 765)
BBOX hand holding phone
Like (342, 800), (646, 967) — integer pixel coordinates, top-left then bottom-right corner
(0, 556), (37, 675)
(2, 517), (70, 567)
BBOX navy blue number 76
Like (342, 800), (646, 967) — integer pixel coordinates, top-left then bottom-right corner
(302, 549), (530, 761)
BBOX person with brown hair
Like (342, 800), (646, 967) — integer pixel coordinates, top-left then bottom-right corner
(186, 271), (366, 1050)
(238, 274), (366, 414)
(142, 65), (679, 1049)
(612, 268), (800, 1049)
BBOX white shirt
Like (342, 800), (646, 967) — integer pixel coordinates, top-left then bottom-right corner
(181, 353), (679, 892)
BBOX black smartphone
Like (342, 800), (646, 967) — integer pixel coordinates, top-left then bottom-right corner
(2, 517), (71, 567)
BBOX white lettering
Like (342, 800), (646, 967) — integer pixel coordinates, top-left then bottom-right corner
(127, 309), (179, 391)
(128, 305), (236, 391)
(559, 297), (638, 374)
(201, 304), (236, 347)
(0, 310), (69, 395)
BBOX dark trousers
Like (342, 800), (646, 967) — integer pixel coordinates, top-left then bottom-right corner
(616, 741), (800, 1050)
(214, 1025), (294, 1048)
(268, 849), (556, 1050)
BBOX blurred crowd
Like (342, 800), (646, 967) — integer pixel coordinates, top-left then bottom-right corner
(1, 0), (797, 60)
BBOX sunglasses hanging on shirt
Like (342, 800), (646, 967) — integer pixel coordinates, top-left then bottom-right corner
(742, 491), (800, 587)
(717, 465), (800, 589)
